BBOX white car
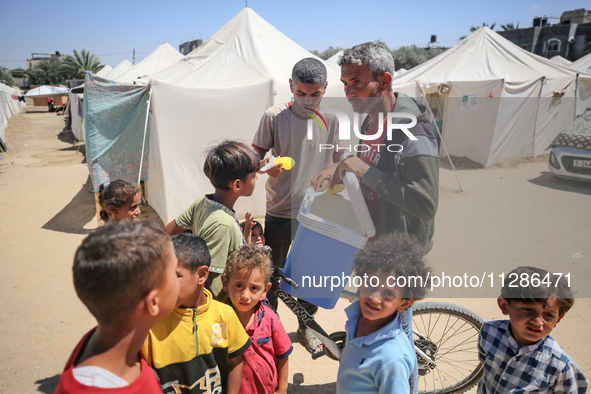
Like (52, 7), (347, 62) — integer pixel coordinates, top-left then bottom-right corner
(548, 108), (591, 182)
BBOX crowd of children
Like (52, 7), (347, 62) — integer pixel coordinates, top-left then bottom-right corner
(56, 136), (587, 393)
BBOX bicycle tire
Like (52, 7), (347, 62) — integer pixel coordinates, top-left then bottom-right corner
(412, 302), (484, 394)
(323, 331), (347, 361)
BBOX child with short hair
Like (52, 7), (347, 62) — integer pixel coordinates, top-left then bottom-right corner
(241, 213), (266, 247)
(166, 140), (260, 301)
(337, 232), (430, 394)
(55, 220), (179, 393)
(478, 266), (588, 393)
(222, 244), (292, 394)
(98, 179), (142, 222)
(142, 233), (251, 394)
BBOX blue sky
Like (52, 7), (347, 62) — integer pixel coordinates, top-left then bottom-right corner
(1, 0), (589, 70)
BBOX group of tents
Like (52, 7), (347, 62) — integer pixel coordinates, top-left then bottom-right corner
(0, 82), (25, 151)
(4, 7), (591, 222)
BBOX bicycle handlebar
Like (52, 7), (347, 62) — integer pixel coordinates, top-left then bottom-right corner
(272, 266), (300, 289)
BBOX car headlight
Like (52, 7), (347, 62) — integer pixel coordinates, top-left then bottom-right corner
(549, 152), (560, 169)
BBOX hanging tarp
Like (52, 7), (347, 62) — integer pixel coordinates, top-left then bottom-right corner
(84, 73), (150, 191)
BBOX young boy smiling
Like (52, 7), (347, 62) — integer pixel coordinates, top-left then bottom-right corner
(336, 233), (430, 394)
(222, 244), (292, 394)
(478, 266), (588, 393)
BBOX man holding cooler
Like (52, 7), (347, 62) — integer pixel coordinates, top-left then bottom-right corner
(312, 42), (439, 393)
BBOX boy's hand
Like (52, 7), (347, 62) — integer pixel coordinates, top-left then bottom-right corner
(259, 157), (283, 177)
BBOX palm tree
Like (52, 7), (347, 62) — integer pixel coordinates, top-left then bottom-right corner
(501, 22), (520, 31)
(62, 49), (102, 79)
(470, 22), (496, 32)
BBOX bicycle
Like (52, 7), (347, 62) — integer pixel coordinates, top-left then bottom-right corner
(272, 266), (484, 394)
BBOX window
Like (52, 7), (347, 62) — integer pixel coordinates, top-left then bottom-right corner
(547, 38), (560, 52)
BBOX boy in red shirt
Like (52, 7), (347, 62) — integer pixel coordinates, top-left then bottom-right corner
(222, 244), (293, 394)
(55, 220), (180, 393)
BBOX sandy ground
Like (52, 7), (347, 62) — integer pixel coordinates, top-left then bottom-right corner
(0, 106), (589, 393)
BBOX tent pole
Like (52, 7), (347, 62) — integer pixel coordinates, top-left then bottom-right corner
(416, 82), (464, 192)
(137, 87), (152, 185)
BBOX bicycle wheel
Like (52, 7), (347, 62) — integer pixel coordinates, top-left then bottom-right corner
(323, 331), (347, 361)
(412, 302), (484, 394)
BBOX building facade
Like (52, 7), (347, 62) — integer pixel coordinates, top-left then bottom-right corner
(498, 9), (591, 61)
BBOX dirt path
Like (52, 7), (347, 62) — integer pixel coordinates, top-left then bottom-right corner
(0, 107), (588, 393)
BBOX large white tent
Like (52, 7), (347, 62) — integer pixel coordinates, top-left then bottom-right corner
(113, 43), (185, 83)
(326, 50), (343, 66)
(95, 65), (113, 77)
(550, 55), (572, 67)
(145, 7), (345, 223)
(101, 59), (134, 80)
(0, 82), (24, 148)
(571, 52), (591, 74)
(392, 27), (591, 167)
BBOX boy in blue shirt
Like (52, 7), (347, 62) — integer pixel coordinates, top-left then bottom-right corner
(337, 233), (430, 393)
(478, 266), (587, 393)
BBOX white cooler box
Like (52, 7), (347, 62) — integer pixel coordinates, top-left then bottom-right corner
(280, 172), (376, 309)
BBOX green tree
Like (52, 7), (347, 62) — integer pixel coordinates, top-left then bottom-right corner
(0, 67), (16, 86)
(501, 22), (519, 31)
(470, 22), (496, 32)
(391, 45), (445, 70)
(61, 49), (102, 79)
(309, 46), (343, 60)
(26, 58), (66, 85)
(10, 68), (27, 79)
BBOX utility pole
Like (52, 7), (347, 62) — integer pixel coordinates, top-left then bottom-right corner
(133, 49), (136, 65)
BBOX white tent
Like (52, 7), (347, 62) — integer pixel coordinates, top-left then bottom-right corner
(113, 43), (185, 83)
(394, 68), (407, 77)
(146, 7), (345, 223)
(25, 85), (68, 98)
(326, 50), (343, 66)
(68, 89), (85, 142)
(101, 59), (134, 80)
(550, 55), (572, 67)
(0, 82), (24, 148)
(95, 65), (113, 77)
(392, 27), (590, 167)
(571, 52), (591, 74)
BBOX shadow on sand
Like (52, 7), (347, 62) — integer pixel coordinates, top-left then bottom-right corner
(42, 176), (96, 234)
(288, 377), (336, 393)
(528, 171), (591, 196)
(35, 374), (60, 393)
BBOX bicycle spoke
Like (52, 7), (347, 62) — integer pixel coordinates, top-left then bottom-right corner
(413, 303), (484, 393)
